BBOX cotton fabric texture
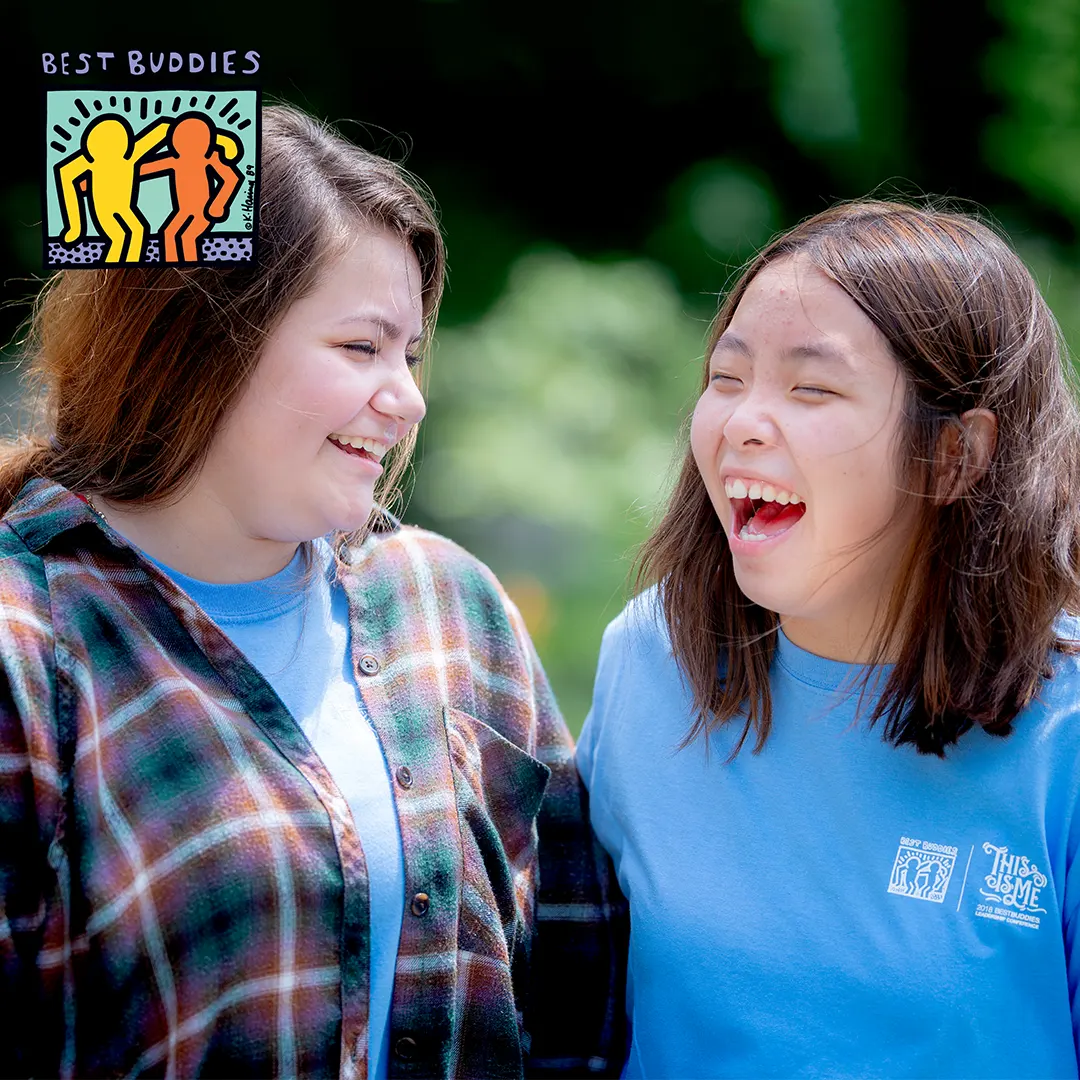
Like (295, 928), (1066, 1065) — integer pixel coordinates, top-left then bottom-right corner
(578, 589), (1080, 1079)
(0, 479), (626, 1079)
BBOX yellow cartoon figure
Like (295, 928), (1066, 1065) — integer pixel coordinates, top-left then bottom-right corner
(55, 116), (169, 263)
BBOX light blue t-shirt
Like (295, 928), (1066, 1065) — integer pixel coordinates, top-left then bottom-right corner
(577, 590), (1080, 1079)
(152, 541), (405, 1080)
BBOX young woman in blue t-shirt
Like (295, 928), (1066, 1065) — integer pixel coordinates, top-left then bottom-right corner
(578, 200), (1080, 1078)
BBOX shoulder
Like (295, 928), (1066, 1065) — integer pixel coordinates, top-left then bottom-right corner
(987, 614), (1080, 781)
(348, 525), (510, 605)
(585, 586), (685, 741)
(343, 526), (564, 758)
(0, 518), (54, 640)
(0, 520), (58, 772)
(0, 515), (41, 568)
(598, 584), (673, 667)
(578, 587), (696, 838)
(1032, 619), (1080, 734)
(1035, 612), (1080, 713)
(1053, 611), (1080, 654)
(341, 523), (535, 679)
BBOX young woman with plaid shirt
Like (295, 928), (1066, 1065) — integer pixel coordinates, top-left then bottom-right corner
(0, 105), (625, 1079)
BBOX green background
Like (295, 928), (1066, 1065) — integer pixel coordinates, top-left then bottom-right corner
(4, 0), (1080, 733)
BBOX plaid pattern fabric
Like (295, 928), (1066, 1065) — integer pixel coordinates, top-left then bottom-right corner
(0, 480), (627, 1079)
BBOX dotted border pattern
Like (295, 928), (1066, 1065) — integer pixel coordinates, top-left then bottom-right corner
(46, 236), (253, 266)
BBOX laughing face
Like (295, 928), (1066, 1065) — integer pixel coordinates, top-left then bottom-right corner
(691, 255), (917, 661)
(193, 226), (426, 555)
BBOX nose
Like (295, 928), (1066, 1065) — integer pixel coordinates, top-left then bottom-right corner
(721, 386), (779, 448)
(372, 361), (427, 428)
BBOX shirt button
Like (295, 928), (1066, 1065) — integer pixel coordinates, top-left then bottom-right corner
(395, 765), (413, 789)
(394, 1036), (418, 1060)
(358, 654), (380, 676)
(410, 892), (430, 917)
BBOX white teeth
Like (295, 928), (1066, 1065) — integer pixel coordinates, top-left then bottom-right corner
(724, 477), (803, 506)
(738, 525), (768, 542)
(331, 434), (388, 461)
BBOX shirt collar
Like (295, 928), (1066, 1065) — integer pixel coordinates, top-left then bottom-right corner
(4, 478), (121, 554)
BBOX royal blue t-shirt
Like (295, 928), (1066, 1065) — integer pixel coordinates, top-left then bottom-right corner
(577, 590), (1080, 1079)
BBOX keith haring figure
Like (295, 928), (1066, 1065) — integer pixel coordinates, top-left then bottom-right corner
(55, 116), (170, 263)
(139, 114), (244, 262)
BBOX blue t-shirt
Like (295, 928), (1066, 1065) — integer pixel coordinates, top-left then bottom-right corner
(152, 541), (405, 1079)
(577, 590), (1080, 1079)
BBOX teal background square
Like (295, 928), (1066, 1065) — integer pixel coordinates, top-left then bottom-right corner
(44, 89), (258, 239)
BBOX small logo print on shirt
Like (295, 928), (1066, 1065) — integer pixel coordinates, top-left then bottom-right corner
(887, 836), (958, 903)
(974, 843), (1047, 931)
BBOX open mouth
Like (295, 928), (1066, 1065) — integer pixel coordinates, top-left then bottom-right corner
(726, 478), (807, 543)
(328, 434), (386, 465)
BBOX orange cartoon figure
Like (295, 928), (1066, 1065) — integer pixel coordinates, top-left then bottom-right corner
(55, 116), (170, 263)
(139, 114), (244, 262)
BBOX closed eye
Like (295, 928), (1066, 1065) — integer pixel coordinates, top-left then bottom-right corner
(711, 372), (742, 386)
(343, 341), (422, 369)
(794, 385), (835, 397)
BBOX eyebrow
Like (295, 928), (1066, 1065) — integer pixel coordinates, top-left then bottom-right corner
(334, 313), (424, 345)
(712, 332), (853, 370)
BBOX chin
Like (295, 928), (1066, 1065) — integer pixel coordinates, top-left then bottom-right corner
(731, 569), (795, 616)
(303, 485), (372, 533)
(326, 503), (377, 535)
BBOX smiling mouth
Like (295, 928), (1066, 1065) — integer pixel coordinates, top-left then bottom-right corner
(328, 434), (386, 464)
(726, 478), (807, 543)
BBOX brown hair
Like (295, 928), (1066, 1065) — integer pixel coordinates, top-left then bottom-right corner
(637, 199), (1080, 757)
(1, 103), (445, 534)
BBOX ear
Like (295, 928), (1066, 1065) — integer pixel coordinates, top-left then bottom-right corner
(936, 408), (998, 504)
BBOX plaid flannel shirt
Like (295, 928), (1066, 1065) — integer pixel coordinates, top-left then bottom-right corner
(0, 480), (626, 1079)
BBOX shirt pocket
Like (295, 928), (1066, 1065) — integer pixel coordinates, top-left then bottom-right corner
(444, 707), (551, 963)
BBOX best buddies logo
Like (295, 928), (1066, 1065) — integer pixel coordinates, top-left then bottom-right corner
(40, 49), (261, 268)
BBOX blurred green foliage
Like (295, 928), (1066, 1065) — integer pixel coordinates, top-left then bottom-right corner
(985, 0), (1080, 223)
(4, 0), (1080, 732)
(413, 251), (705, 722)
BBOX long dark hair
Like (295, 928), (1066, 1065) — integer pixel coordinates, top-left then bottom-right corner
(637, 200), (1080, 757)
(1, 103), (445, 533)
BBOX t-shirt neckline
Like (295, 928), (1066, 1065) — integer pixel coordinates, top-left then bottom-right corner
(774, 625), (893, 692)
(145, 542), (323, 622)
